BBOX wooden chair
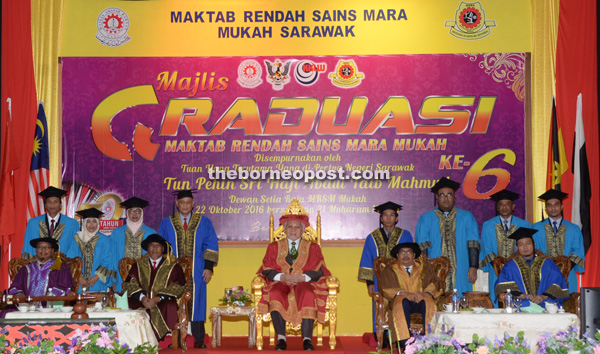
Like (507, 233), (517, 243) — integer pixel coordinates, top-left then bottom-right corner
(372, 255), (449, 350)
(252, 210), (340, 350)
(9, 252), (83, 294)
(492, 251), (579, 317)
(119, 254), (193, 351)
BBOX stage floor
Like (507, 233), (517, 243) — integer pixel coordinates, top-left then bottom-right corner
(158, 335), (381, 354)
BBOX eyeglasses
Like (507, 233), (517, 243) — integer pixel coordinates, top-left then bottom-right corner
(36, 246), (53, 250)
(128, 209), (142, 214)
(398, 250), (414, 255)
(437, 193), (455, 199)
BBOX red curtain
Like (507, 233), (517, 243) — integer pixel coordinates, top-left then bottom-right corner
(555, 0), (599, 287)
(0, 0), (38, 288)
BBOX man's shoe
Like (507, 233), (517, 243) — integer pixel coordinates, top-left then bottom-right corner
(194, 341), (207, 349)
(275, 339), (287, 351)
(303, 339), (314, 351)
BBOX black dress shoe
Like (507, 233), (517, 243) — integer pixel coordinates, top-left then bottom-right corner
(275, 339), (287, 351)
(194, 341), (207, 349)
(303, 339), (314, 351)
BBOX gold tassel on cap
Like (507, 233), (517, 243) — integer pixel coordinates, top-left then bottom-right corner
(50, 245), (62, 271)
(165, 243), (174, 265)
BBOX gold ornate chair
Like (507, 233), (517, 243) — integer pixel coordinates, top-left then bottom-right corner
(119, 254), (194, 351)
(492, 250), (579, 316)
(9, 252), (83, 294)
(372, 255), (449, 351)
(252, 207), (339, 350)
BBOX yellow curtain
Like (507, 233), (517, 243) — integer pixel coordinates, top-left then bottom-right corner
(31, 0), (555, 222)
(529, 0), (559, 222)
(31, 0), (64, 188)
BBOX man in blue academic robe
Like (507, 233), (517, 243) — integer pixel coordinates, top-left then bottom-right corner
(159, 190), (219, 349)
(495, 227), (568, 308)
(479, 189), (531, 306)
(22, 186), (79, 260)
(358, 201), (413, 342)
(112, 197), (156, 292)
(532, 189), (585, 293)
(415, 177), (480, 297)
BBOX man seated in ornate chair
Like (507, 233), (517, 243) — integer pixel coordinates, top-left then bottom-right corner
(378, 242), (444, 351)
(256, 200), (332, 351)
(495, 227), (569, 308)
(2, 238), (75, 317)
(122, 234), (186, 341)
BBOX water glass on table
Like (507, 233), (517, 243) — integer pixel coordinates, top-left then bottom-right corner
(513, 297), (523, 312)
(101, 293), (109, 309)
(460, 296), (469, 310)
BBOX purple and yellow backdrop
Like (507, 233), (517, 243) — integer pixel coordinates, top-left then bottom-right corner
(62, 53), (526, 240)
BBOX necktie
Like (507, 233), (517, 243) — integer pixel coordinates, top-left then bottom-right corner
(290, 241), (298, 262)
(152, 261), (157, 270)
(50, 220), (55, 236)
(183, 218), (188, 231)
(503, 220), (509, 235)
(553, 221), (559, 234)
(405, 267), (411, 276)
(526, 257), (533, 267)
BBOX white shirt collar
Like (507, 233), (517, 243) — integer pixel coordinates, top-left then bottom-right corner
(500, 215), (512, 225)
(179, 213), (190, 224)
(287, 237), (301, 249)
(549, 217), (563, 225)
(47, 214), (60, 224)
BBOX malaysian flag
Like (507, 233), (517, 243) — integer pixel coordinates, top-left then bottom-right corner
(27, 103), (50, 219)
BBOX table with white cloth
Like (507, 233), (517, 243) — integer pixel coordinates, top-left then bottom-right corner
(5, 309), (158, 348)
(430, 311), (579, 346)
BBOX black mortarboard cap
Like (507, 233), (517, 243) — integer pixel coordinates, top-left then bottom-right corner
(120, 196), (150, 209)
(538, 189), (569, 201)
(507, 227), (538, 241)
(175, 189), (196, 200)
(490, 189), (520, 202)
(38, 186), (67, 199)
(373, 201), (403, 213)
(30, 237), (59, 251)
(430, 177), (461, 193)
(390, 242), (421, 259)
(76, 208), (104, 219)
(141, 234), (169, 254)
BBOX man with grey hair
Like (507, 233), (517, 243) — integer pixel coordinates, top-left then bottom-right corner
(257, 200), (331, 351)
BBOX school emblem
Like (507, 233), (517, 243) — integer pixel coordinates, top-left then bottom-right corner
(444, 2), (496, 40)
(329, 60), (364, 88)
(294, 60), (327, 86)
(264, 59), (291, 90)
(96, 8), (131, 47)
(237, 60), (263, 88)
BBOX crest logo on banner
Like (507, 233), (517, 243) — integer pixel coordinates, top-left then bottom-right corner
(96, 8), (131, 47)
(329, 60), (364, 88)
(237, 60), (263, 88)
(294, 60), (327, 86)
(264, 59), (291, 90)
(444, 2), (496, 40)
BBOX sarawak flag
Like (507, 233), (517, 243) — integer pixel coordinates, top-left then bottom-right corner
(546, 97), (569, 191)
(27, 103), (51, 219)
(571, 93), (592, 254)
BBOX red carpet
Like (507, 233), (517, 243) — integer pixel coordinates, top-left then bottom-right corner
(157, 335), (381, 353)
